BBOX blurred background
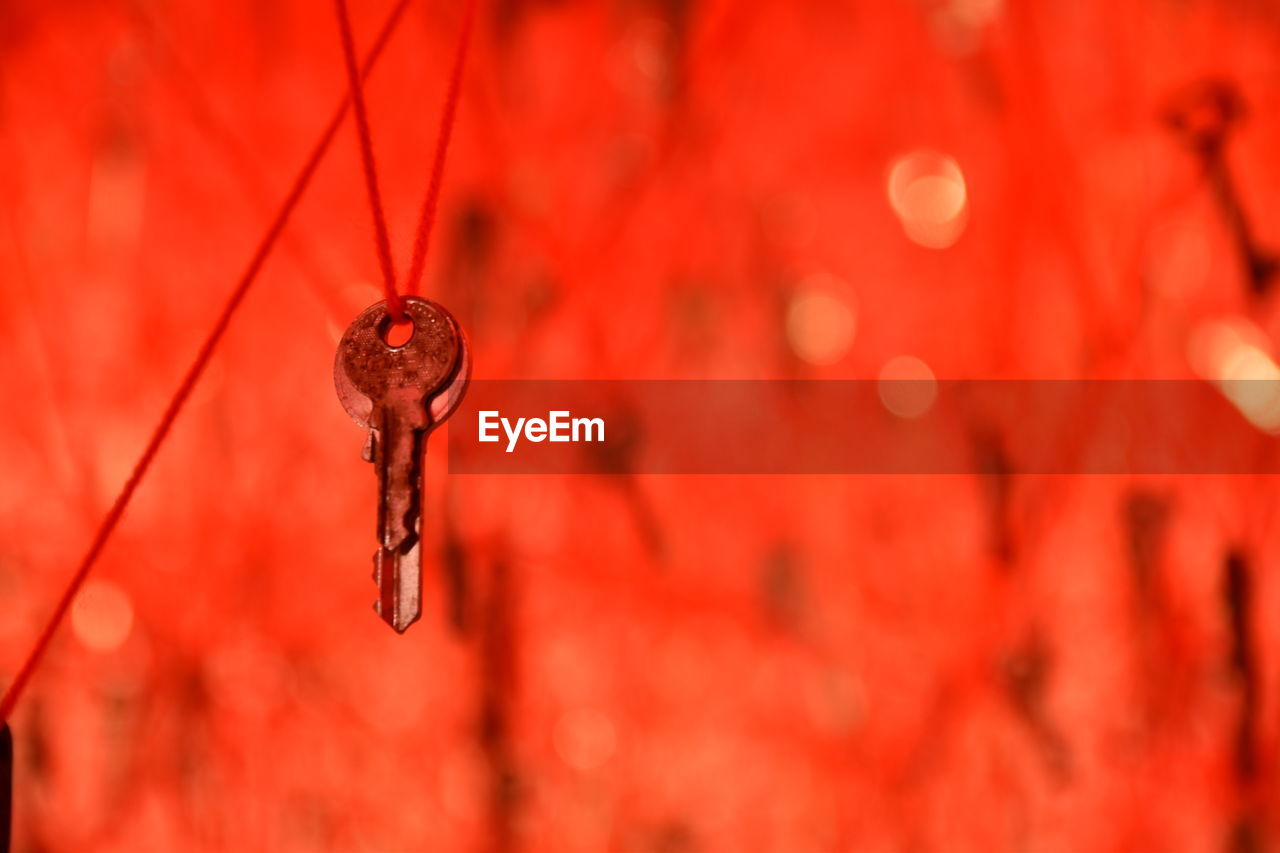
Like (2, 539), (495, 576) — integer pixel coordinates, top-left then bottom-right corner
(3, 0), (1280, 850)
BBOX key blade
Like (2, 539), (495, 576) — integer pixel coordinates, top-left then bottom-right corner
(374, 403), (425, 553)
(370, 402), (426, 633)
(373, 543), (422, 633)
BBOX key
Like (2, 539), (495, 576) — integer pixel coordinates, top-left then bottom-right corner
(335, 297), (470, 632)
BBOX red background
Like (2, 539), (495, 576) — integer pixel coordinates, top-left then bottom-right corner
(3, 0), (1280, 850)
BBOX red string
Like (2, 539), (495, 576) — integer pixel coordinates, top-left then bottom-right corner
(0, 0), (415, 725)
(406, 0), (478, 295)
(335, 0), (403, 320)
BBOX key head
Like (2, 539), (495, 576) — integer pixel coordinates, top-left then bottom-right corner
(334, 297), (470, 429)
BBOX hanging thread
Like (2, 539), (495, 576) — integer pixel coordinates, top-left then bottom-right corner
(407, 0), (478, 294)
(335, 0), (403, 319)
(0, 0), (416, 726)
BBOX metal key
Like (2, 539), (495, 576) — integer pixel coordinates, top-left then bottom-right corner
(335, 297), (470, 632)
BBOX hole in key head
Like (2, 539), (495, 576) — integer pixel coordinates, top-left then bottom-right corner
(380, 314), (414, 348)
